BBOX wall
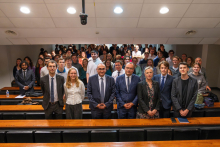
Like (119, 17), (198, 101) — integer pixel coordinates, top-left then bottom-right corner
(175, 45), (202, 59)
(0, 45), (53, 88)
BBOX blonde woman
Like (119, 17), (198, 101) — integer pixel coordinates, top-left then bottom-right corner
(64, 68), (85, 119)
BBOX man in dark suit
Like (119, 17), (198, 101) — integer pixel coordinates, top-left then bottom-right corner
(116, 62), (140, 119)
(153, 61), (175, 118)
(87, 63), (115, 119)
(40, 60), (65, 119)
(171, 62), (198, 118)
(15, 61), (35, 95)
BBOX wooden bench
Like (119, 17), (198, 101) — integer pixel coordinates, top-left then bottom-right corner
(0, 95), (88, 99)
(0, 140), (220, 147)
(0, 87), (87, 91)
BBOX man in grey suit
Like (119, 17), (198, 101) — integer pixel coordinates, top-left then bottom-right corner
(171, 62), (198, 118)
(15, 61), (35, 95)
(40, 60), (65, 119)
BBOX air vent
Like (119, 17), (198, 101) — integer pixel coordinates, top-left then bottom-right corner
(5, 30), (18, 36)
(186, 30), (196, 35)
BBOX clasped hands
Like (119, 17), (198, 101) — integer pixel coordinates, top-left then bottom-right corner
(23, 86), (29, 90)
(96, 103), (106, 109)
(179, 109), (189, 117)
(124, 102), (134, 109)
(147, 109), (157, 117)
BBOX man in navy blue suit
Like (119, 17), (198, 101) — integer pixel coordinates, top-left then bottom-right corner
(87, 63), (115, 119)
(116, 62), (140, 119)
(153, 61), (175, 118)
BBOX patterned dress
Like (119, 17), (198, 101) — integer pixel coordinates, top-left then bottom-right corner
(136, 82), (159, 119)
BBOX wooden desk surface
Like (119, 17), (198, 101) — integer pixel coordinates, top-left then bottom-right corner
(1, 87), (87, 91)
(0, 117), (219, 128)
(0, 140), (220, 147)
(0, 95), (88, 99)
(0, 104), (117, 111)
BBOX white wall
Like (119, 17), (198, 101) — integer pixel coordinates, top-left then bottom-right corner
(0, 45), (53, 88)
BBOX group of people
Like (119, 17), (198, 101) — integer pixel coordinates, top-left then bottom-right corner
(14, 43), (211, 119)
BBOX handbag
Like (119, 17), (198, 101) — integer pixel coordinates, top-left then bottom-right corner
(203, 97), (214, 107)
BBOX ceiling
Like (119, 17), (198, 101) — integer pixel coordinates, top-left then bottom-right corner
(0, 0), (220, 45)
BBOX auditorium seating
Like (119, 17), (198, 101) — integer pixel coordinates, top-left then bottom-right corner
(62, 130), (90, 143)
(173, 128), (199, 140)
(6, 131), (34, 143)
(91, 130), (118, 142)
(35, 131), (62, 143)
(146, 129), (172, 141)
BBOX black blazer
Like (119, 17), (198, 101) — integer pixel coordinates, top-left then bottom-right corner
(171, 76), (198, 111)
(40, 74), (65, 110)
(35, 67), (40, 86)
(15, 69), (35, 95)
(137, 80), (160, 114)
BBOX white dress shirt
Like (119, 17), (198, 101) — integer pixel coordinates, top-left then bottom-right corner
(125, 74), (132, 91)
(98, 75), (106, 97)
(87, 58), (102, 77)
(40, 66), (49, 78)
(64, 80), (85, 105)
(49, 74), (58, 102)
(166, 57), (173, 67)
(112, 69), (125, 82)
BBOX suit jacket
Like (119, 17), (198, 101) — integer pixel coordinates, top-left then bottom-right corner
(115, 74), (140, 109)
(152, 74), (175, 109)
(40, 74), (65, 110)
(87, 74), (115, 111)
(15, 69), (35, 95)
(137, 80), (160, 113)
(171, 76), (198, 111)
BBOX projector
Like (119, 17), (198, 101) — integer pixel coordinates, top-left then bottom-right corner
(79, 13), (88, 25)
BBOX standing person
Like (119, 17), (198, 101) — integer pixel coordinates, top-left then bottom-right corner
(86, 50), (102, 83)
(87, 63), (115, 119)
(112, 60), (125, 82)
(24, 56), (35, 73)
(140, 59), (157, 81)
(105, 59), (113, 76)
(181, 54), (187, 62)
(153, 51), (163, 67)
(65, 56), (79, 77)
(13, 58), (22, 78)
(15, 61), (35, 95)
(40, 60), (65, 119)
(72, 54), (82, 72)
(132, 45), (142, 63)
(35, 58), (45, 86)
(153, 61), (175, 118)
(86, 46), (92, 58)
(64, 68), (85, 119)
(159, 45), (168, 58)
(148, 49), (156, 60)
(137, 66), (160, 119)
(132, 57), (142, 77)
(79, 59), (88, 86)
(56, 58), (68, 81)
(40, 57), (51, 78)
(115, 63), (140, 119)
(166, 50), (174, 67)
(169, 56), (181, 78)
(171, 62), (198, 118)
(112, 49), (117, 63)
(186, 57), (194, 69)
(139, 52), (149, 71)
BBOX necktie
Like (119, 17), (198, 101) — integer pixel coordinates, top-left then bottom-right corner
(51, 77), (54, 102)
(160, 76), (165, 90)
(127, 77), (130, 92)
(100, 78), (104, 103)
(118, 71), (120, 76)
(23, 71), (26, 79)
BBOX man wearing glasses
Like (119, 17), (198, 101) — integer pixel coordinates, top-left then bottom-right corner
(115, 62), (140, 119)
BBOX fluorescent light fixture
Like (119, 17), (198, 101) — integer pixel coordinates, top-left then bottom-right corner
(67, 7), (76, 14)
(160, 7), (169, 14)
(114, 7), (123, 14)
(20, 7), (30, 14)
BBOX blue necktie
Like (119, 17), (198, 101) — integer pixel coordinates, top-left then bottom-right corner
(160, 76), (165, 90)
(100, 78), (104, 103)
(118, 71), (120, 76)
(127, 77), (130, 92)
(51, 77), (54, 102)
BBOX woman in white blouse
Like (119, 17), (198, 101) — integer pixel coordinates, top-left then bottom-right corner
(64, 68), (85, 119)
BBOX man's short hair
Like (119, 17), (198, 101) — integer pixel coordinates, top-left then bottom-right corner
(157, 50), (162, 55)
(125, 62), (135, 68)
(182, 53), (187, 57)
(44, 57), (51, 61)
(172, 56), (180, 60)
(158, 61), (169, 69)
(20, 61), (29, 68)
(124, 56), (130, 60)
(91, 50), (98, 54)
(54, 54), (60, 58)
(179, 62), (188, 68)
(57, 58), (65, 63)
(116, 55), (121, 59)
(115, 60), (123, 66)
(169, 50), (175, 54)
(71, 53), (77, 57)
(65, 56), (72, 61)
(132, 57), (138, 61)
(47, 60), (57, 67)
(193, 62), (201, 68)
(144, 51), (149, 55)
(66, 49), (72, 53)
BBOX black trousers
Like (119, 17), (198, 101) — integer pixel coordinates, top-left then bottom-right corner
(159, 104), (171, 118)
(44, 102), (63, 119)
(174, 110), (193, 118)
(66, 103), (82, 119)
(91, 108), (112, 119)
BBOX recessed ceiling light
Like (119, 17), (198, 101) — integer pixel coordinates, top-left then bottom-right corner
(67, 7), (76, 14)
(160, 7), (169, 14)
(114, 7), (123, 14)
(20, 7), (30, 14)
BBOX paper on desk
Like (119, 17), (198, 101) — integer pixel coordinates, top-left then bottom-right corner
(15, 95), (26, 98)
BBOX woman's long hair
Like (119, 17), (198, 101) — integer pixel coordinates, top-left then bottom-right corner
(24, 56), (34, 68)
(36, 57), (45, 68)
(105, 59), (113, 72)
(66, 68), (80, 89)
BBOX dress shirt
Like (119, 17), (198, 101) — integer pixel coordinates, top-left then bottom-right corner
(166, 57), (173, 67)
(112, 69), (125, 82)
(160, 74), (168, 85)
(98, 75), (106, 97)
(49, 74), (58, 102)
(148, 54), (156, 60)
(125, 74), (132, 91)
(65, 80), (85, 105)
(87, 58), (102, 77)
